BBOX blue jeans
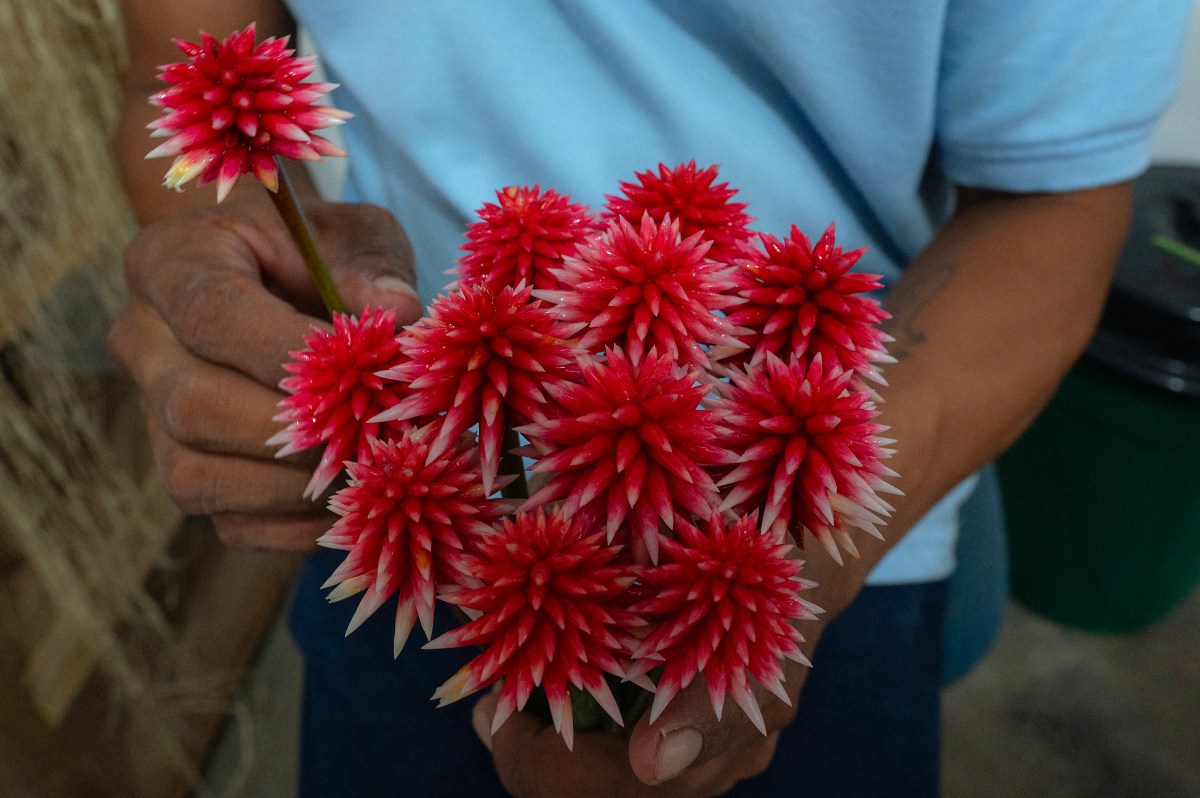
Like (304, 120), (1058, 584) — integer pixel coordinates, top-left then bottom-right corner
(941, 465), (1008, 685)
(291, 549), (947, 797)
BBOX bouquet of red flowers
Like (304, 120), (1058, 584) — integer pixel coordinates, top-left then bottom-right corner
(149, 24), (898, 750)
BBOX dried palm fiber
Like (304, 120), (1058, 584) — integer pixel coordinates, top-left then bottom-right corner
(0, 1), (250, 793)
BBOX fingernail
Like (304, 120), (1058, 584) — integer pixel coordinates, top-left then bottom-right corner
(653, 727), (703, 783)
(371, 275), (421, 303)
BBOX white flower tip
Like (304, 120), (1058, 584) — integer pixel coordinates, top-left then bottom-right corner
(835, 530), (860, 559)
(320, 141), (349, 158)
(265, 431), (296, 452)
(735, 692), (768, 736)
(799, 597), (825, 617)
(326, 574), (369, 601)
(628, 672), (658, 692)
(345, 592), (386, 636)
(432, 669), (472, 708)
(145, 141), (175, 160)
(817, 531), (844, 565)
(394, 609), (416, 657)
(764, 677), (792, 707)
(648, 692), (670, 726)
(216, 173), (238, 203)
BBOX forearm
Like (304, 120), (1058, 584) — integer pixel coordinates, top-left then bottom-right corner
(806, 182), (1133, 616)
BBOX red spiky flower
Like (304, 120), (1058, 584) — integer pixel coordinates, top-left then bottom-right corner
(269, 307), (408, 499)
(519, 347), (731, 564)
(147, 22), (349, 200)
(373, 283), (578, 495)
(712, 353), (898, 563)
(725, 225), (892, 381)
(427, 508), (642, 750)
(458, 185), (601, 293)
(627, 514), (819, 734)
(319, 425), (508, 656)
(537, 214), (745, 371)
(605, 161), (755, 265)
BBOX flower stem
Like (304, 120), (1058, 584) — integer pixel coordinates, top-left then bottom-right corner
(1152, 234), (1200, 270)
(500, 425), (529, 500)
(267, 157), (346, 317)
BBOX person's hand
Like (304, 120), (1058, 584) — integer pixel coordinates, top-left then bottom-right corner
(108, 198), (424, 551)
(474, 667), (805, 797)
(470, 534), (874, 797)
(472, 649), (815, 798)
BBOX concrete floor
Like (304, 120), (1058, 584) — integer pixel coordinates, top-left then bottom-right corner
(942, 593), (1200, 798)
(202, 585), (1200, 798)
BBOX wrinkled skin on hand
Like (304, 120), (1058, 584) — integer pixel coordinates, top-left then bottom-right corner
(108, 200), (423, 551)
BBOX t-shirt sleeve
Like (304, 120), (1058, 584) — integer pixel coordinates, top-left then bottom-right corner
(936, 0), (1193, 192)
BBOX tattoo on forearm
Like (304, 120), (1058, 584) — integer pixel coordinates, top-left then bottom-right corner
(882, 258), (957, 362)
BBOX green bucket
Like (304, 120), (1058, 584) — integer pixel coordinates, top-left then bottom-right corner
(998, 165), (1200, 633)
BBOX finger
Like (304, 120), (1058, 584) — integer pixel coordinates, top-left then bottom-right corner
(125, 213), (330, 388)
(476, 689), (760, 798)
(479, 696), (636, 798)
(296, 202), (425, 324)
(113, 302), (311, 461)
(211, 511), (328, 552)
(627, 668), (804, 787)
(147, 417), (323, 516)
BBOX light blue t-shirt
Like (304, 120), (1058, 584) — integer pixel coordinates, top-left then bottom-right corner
(288, 0), (1190, 584)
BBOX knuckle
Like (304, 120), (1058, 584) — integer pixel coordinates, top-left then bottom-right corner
(157, 446), (214, 514)
(213, 517), (260, 550)
(125, 209), (229, 286)
(347, 202), (402, 234)
(157, 372), (202, 444)
(345, 203), (416, 269)
(174, 271), (233, 354)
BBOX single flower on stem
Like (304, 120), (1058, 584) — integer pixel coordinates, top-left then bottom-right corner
(537, 214), (745, 371)
(725, 224), (893, 382)
(427, 508), (643, 750)
(627, 513), (820, 735)
(519, 347), (731, 564)
(373, 283), (579, 496)
(147, 22), (350, 314)
(319, 424), (511, 657)
(147, 22), (348, 198)
(457, 185), (601, 293)
(268, 307), (409, 499)
(712, 353), (899, 563)
(605, 161), (755, 266)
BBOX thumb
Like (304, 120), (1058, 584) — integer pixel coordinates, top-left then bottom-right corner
(626, 676), (782, 786)
(338, 263), (424, 326)
(278, 200), (426, 324)
(474, 687), (636, 798)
